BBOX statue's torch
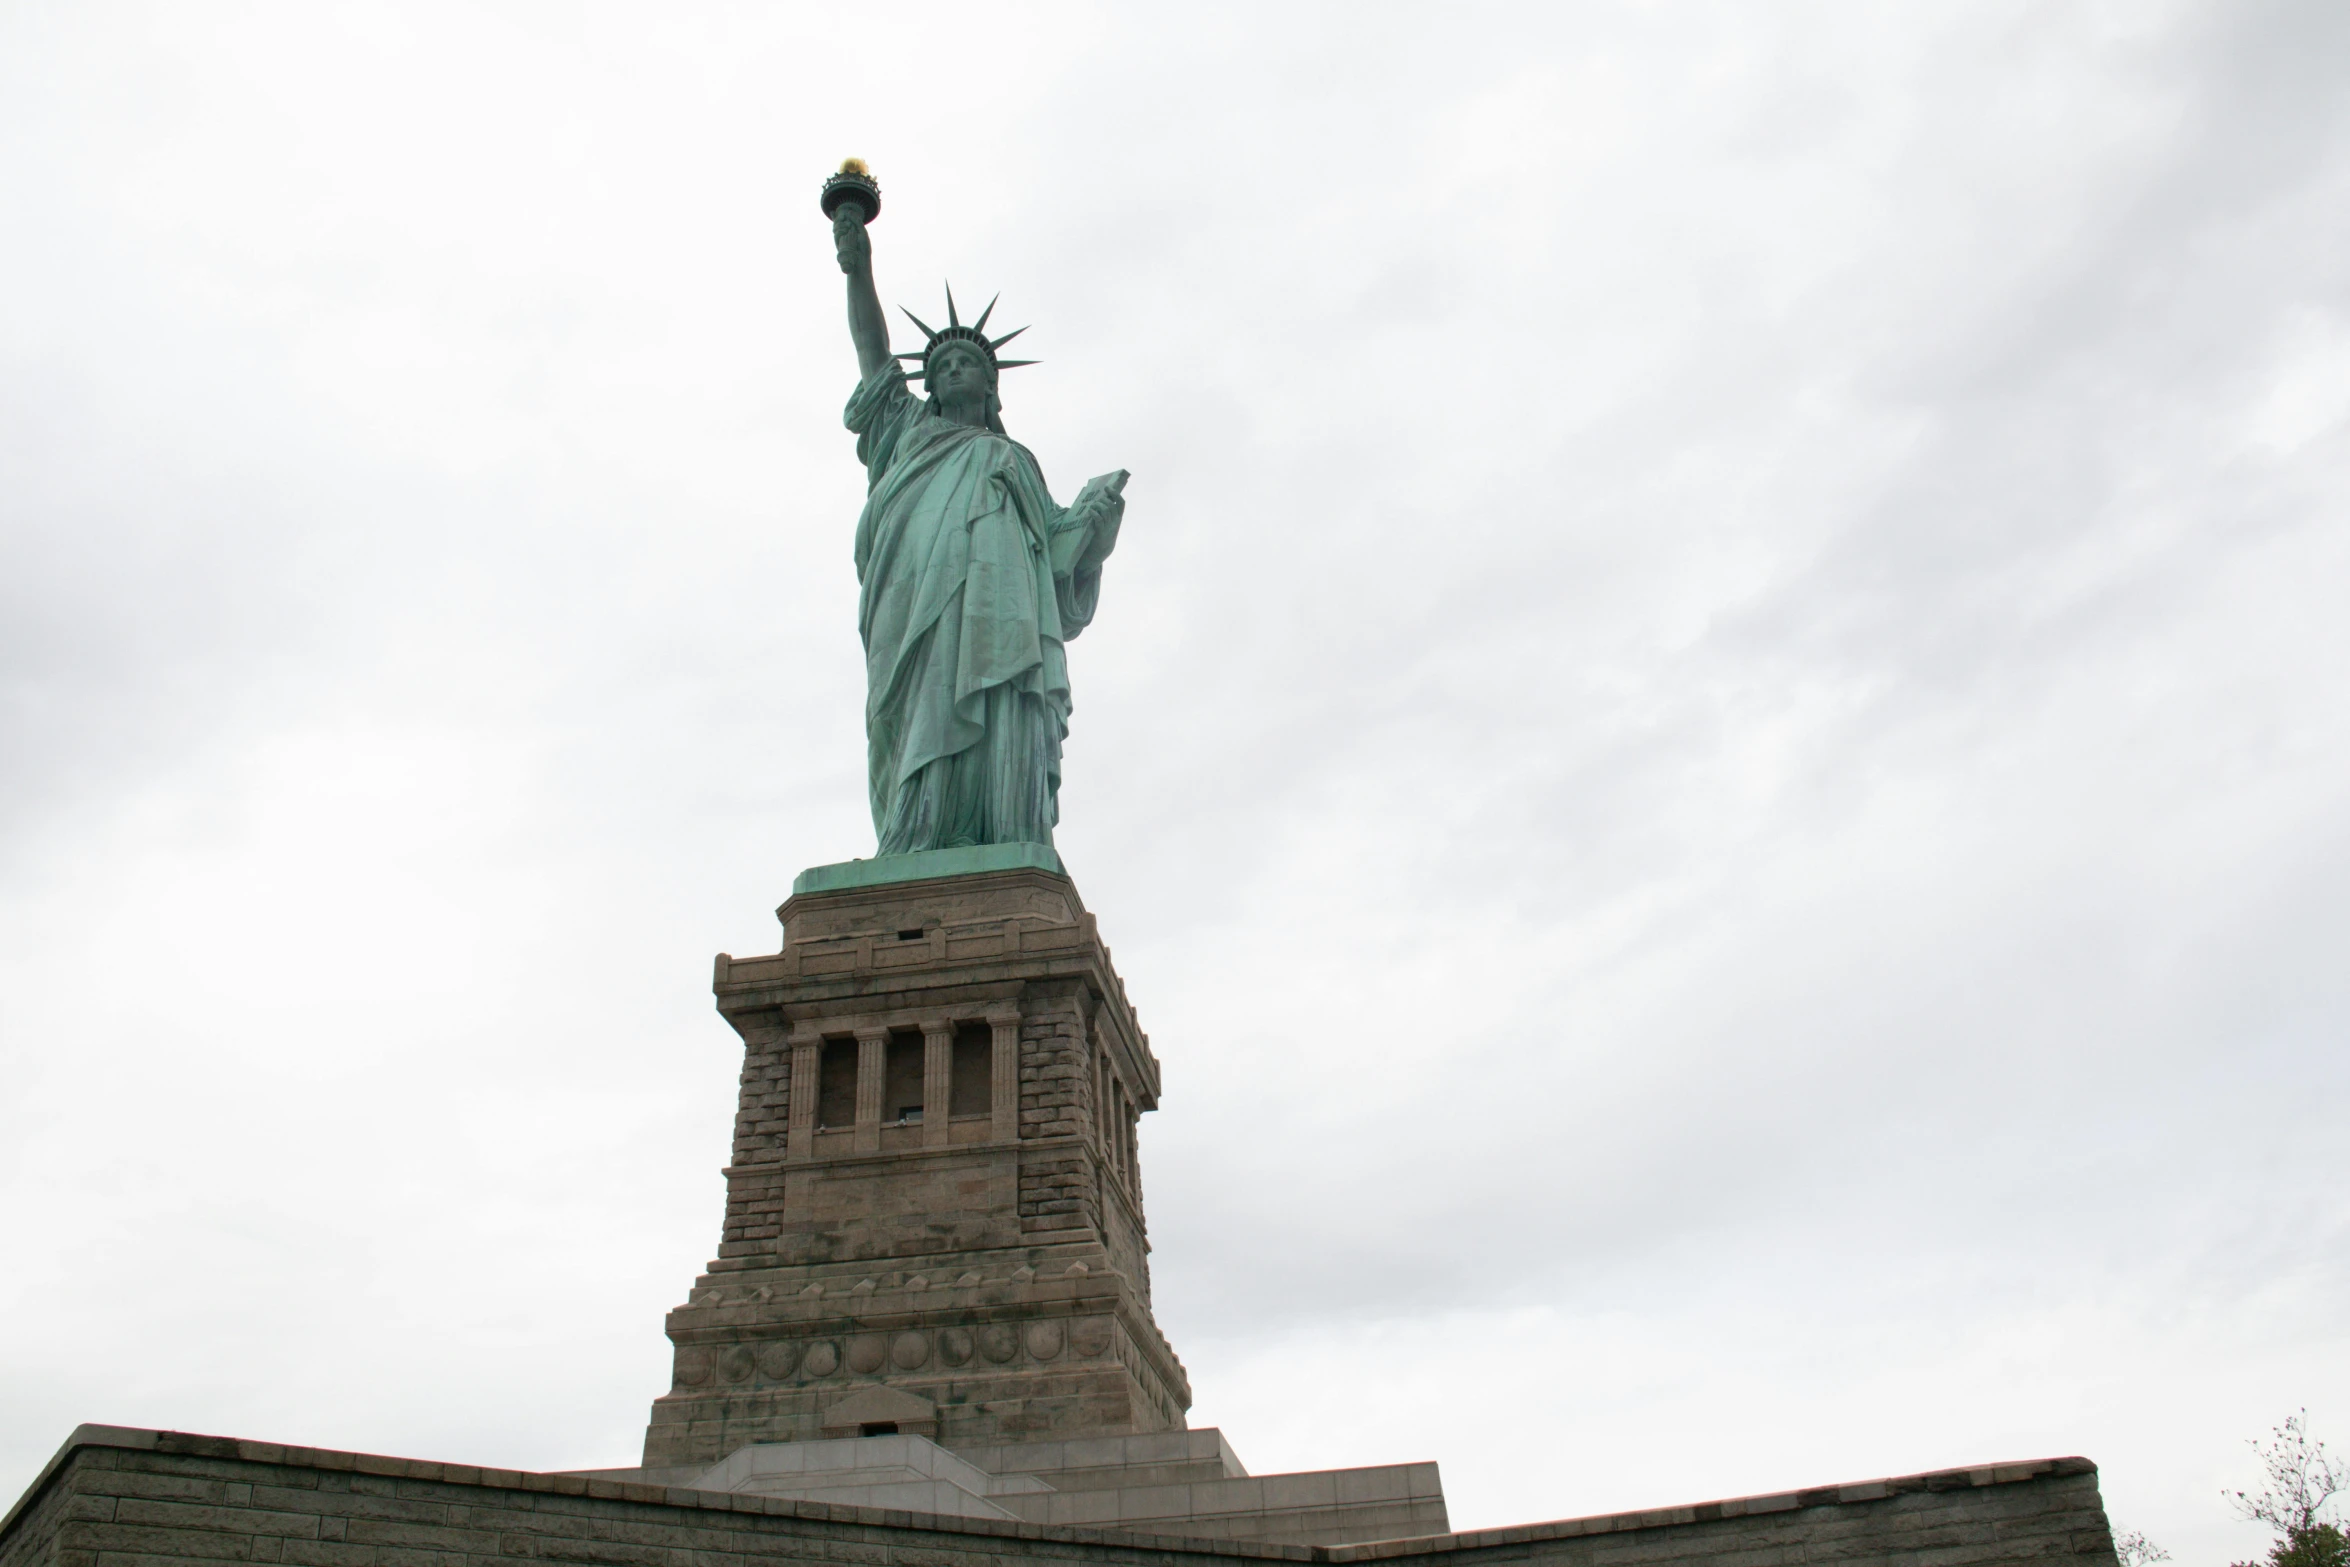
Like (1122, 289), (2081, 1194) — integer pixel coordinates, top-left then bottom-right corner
(820, 158), (881, 225)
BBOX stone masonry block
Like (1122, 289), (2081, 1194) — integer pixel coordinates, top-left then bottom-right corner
(89, 1475), (234, 1506)
(78, 1525), (265, 1563)
(114, 1501), (325, 1540)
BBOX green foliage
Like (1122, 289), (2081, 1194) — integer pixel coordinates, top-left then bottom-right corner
(2264, 1522), (2350, 1567)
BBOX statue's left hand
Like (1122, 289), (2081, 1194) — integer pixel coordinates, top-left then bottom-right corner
(1072, 470), (1128, 520)
(1070, 471), (1127, 574)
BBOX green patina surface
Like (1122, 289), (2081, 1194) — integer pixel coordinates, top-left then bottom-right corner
(791, 841), (1066, 895)
(828, 178), (1125, 858)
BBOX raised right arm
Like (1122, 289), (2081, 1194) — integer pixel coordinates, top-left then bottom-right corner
(833, 206), (893, 380)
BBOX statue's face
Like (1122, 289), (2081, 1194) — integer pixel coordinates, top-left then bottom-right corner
(927, 342), (991, 406)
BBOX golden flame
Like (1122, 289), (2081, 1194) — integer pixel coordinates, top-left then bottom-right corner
(839, 157), (870, 177)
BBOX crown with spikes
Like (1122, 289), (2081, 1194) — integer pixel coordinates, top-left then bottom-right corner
(895, 283), (1037, 379)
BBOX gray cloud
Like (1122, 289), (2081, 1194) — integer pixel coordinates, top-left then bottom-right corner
(2, 4), (2346, 1565)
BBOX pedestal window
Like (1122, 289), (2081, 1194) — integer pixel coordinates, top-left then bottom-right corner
(816, 1038), (858, 1129)
(883, 1031), (926, 1124)
(951, 1022), (994, 1116)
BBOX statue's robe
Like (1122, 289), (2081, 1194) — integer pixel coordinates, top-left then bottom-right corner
(846, 365), (1119, 854)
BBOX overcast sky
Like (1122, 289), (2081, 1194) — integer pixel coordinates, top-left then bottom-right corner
(4, 2), (2347, 1562)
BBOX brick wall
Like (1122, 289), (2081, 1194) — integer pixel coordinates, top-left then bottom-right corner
(713, 1011), (791, 1271)
(6, 1428), (2118, 1567)
(0, 1445), (65, 1567)
(728, 1018), (791, 1167)
(1016, 984), (1101, 1240)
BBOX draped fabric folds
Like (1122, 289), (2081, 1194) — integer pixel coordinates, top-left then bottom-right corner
(845, 365), (1120, 855)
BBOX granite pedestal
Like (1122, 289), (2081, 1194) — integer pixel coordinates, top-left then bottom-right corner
(641, 858), (1192, 1467)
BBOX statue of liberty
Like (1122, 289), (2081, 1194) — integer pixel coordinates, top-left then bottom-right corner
(824, 164), (1127, 857)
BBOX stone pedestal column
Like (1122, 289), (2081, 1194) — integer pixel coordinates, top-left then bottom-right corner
(786, 1026), (821, 1163)
(853, 1027), (886, 1154)
(988, 1006), (1022, 1143)
(921, 1017), (953, 1148)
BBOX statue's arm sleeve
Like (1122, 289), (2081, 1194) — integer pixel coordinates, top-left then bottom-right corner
(1048, 494), (1113, 637)
(845, 365), (915, 482)
(1054, 556), (1103, 638)
(993, 449), (1113, 638)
